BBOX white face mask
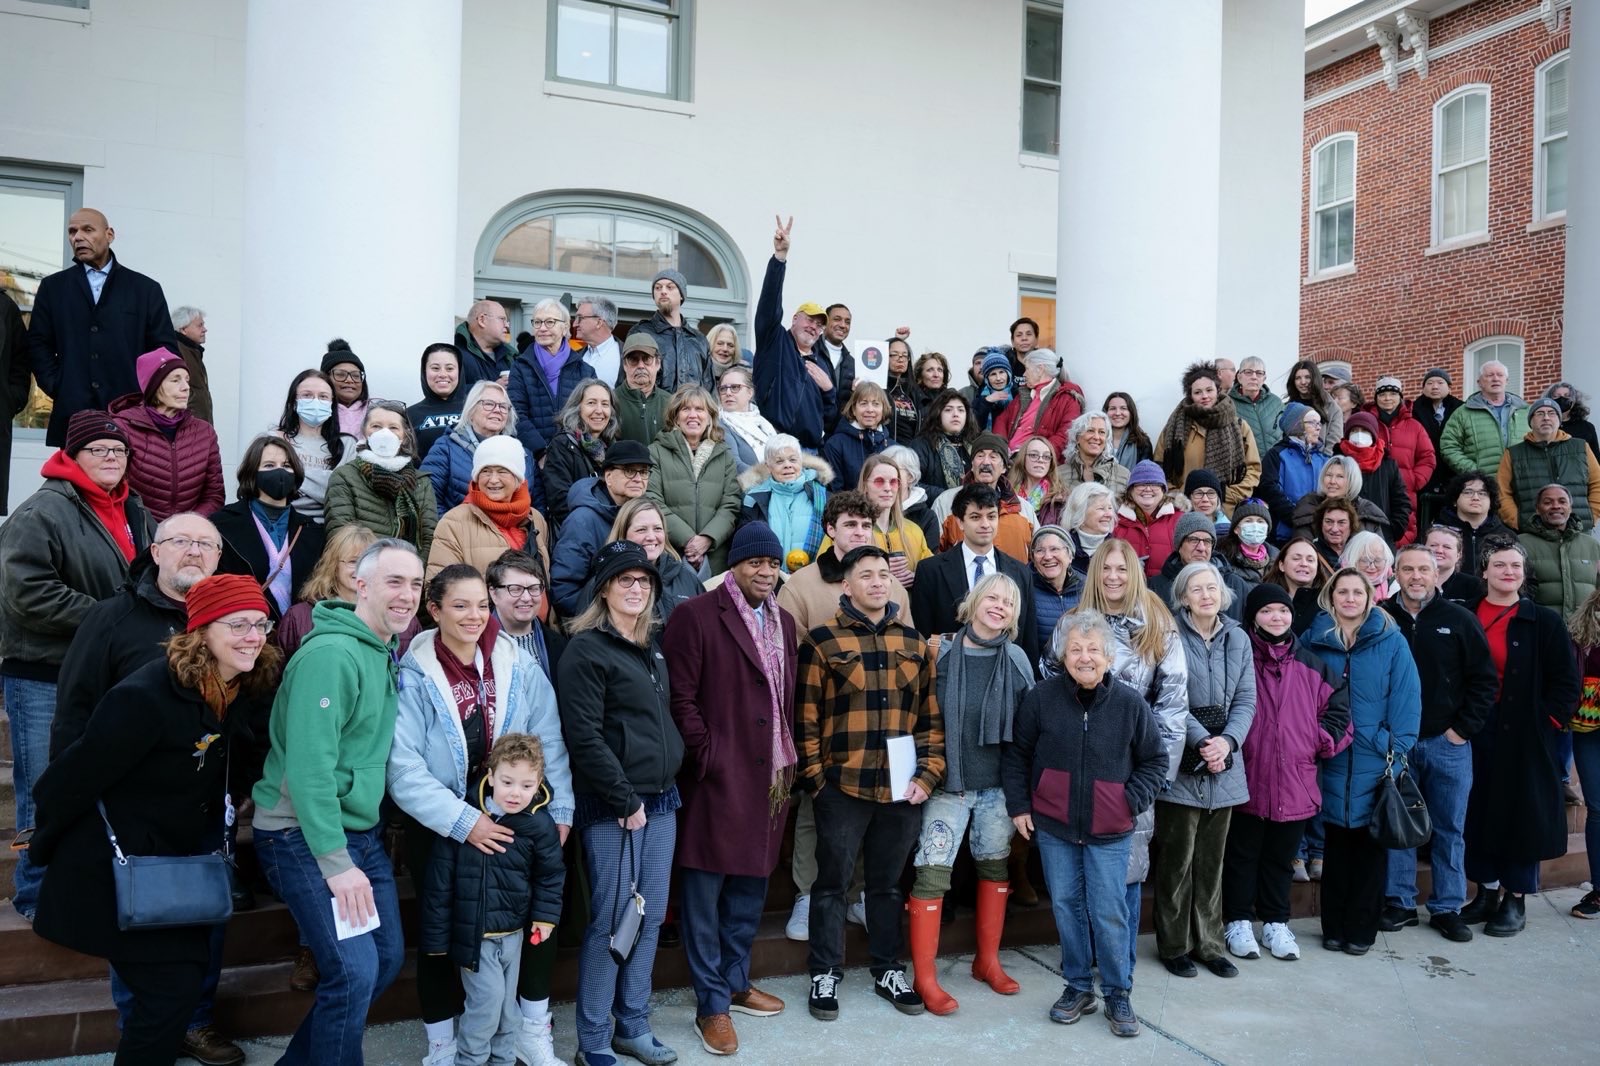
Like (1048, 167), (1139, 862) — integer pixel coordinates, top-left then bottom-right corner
(367, 427), (402, 458)
(1237, 519), (1269, 546)
(1348, 430), (1374, 448)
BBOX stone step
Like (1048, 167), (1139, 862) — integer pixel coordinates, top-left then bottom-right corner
(0, 765), (13, 831)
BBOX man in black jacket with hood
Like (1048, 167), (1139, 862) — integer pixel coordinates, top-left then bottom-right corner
(1380, 545), (1498, 943)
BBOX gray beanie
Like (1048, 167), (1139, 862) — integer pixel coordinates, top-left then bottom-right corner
(1423, 367), (1452, 387)
(1173, 510), (1216, 547)
(651, 269), (689, 302)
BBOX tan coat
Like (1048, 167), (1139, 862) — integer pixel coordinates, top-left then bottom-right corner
(1154, 418), (1262, 507)
(426, 501), (551, 581)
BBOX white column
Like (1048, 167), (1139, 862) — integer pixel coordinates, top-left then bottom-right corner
(1216, 0), (1304, 371)
(1563, 1), (1599, 399)
(238, 1), (463, 448)
(1057, 0), (1224, 420)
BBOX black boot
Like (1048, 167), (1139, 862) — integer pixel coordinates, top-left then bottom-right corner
(1483, 892), (1526, 937)
(1459, 885), (1500, 924)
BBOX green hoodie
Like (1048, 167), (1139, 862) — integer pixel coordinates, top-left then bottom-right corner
(252, 600), (400, 877)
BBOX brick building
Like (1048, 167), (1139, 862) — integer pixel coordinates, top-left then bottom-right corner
(1301, 0), (1571, 403)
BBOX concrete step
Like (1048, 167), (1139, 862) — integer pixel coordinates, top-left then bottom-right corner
(0, 765), (13, 831)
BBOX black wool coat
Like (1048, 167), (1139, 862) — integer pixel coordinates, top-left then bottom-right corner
(209, 499), (327, 620)
(31, 658), (269, 964)
(1464, 595), (1582, 864)
(24, 254), (180, 445)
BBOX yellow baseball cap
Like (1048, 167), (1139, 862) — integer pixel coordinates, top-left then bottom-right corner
(795, 302), (827, 319)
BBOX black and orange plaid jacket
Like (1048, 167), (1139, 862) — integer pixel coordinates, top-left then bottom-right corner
(795, 600), (945, 803)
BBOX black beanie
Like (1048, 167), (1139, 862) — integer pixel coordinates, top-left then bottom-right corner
(1244, 582), (1295, 630)
(320, 338), (364, 376)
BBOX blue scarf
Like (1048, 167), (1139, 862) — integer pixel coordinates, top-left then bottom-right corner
(764, 470), (826, 569)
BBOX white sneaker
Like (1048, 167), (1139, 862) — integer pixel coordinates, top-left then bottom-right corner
(1224, 920), (1260, 960)
(846, 893), (868, 931)
(516, 1019), (567, 1066)
(422, 1039), (457, 1066)
(786, 894), (811, 941)
(1262, 922), (1301, 960)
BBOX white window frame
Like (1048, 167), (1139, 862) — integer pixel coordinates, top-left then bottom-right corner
(1309, 134), (1357, 277)
(3, 162), (84, 442)
(1432, 84), (1491, 248)
(1021, 1), (1063, 157)
(1533, 52), (1569, 224)
(546, 0), (694, 102)
(1464, 336), (1525, 399)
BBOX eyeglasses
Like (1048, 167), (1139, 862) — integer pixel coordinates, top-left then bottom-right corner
(612, 574), (650, 589)
(158, 535), (222, 555)
(614, 466), (651, 481)
(329, 369), (365, 383)
(531, 317), (564, 328)
(82, 445), (129, 458)
(493, 582), (544, 599)
(477, 400), (511, 413)
(1459, 488), (1490, 498)
(717, 383), (749, 394)
(1182, 535), (1215, 546)
(572, 313), (598, 323)
(213, 618), (274, 637)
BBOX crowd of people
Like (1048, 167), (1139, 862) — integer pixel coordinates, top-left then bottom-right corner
(2, 209), (1599, 1065)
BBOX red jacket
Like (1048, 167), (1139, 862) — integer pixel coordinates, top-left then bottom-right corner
(108, 395), (225, 522)
(995, 379), (1084, 458)
(1363, 401), (1436, 544)
(1114, 499), (1183, 578)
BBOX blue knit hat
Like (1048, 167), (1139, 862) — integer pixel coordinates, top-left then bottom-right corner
(1279, 401), (1312, 436)
(727, 521), (782, 567)
(1127, 459), (1167, 488)
(980, 349), (1012, 381)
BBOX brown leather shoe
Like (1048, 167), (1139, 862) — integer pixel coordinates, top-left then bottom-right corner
(730, 986), (785, 1017)
(289, 946), (320, 992)
(180, 1025), (246, 1066)
(696, 1013), (738, 1055)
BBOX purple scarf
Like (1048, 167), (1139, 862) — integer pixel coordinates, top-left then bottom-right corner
(721, 572), (796, 815)
(534, 342), (570, 397)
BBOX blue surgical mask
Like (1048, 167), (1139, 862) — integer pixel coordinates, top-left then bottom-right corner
(1237, 519), (1269, 546)
(296, 398), (333, 427)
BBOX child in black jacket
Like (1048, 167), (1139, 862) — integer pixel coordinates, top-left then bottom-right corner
(421, 733), (565, 1066)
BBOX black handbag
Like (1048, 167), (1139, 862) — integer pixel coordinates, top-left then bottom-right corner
(1369, 747), (1432, 850)
(1179, 704), (1234, 775)
(608, 823), (647, 965)
(98, 756), (234, 932)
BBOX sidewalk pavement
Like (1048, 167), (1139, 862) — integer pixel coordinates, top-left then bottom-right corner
(21, 884), (1598, 1065)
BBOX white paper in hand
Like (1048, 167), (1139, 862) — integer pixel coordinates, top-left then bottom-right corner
(331, 897), (381, 941)
(887, 734), (917, 802)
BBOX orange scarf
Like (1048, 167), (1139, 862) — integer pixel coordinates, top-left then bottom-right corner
(468, 481), (530, 549)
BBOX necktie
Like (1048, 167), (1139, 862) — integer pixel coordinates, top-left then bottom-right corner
(973, 554), (987, 586)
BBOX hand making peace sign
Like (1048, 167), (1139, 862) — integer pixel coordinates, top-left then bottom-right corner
(774, 215), (793, 261)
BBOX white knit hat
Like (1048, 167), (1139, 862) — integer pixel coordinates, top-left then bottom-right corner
(472, 435), (526, 482)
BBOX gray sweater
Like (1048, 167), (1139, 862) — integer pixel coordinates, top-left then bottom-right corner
(934, 638), (1033, 793)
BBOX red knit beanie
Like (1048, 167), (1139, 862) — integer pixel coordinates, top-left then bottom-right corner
(186, 574), (270, 632)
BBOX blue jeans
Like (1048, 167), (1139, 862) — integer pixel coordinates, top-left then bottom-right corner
(1386, 732), (1473, 913)
(1297, 809), (1325, 862)
(111, 924), (226, 1032)
(1036, 831), (1134, 996)
(1572, 730), (1600, 884)
(256, 825), (404, 1066)
(3, 676), (55, 919)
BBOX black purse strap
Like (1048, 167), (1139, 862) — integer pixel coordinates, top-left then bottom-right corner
(608, 820), (647, 931)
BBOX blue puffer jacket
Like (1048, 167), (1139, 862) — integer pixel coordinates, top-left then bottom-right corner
(1259, 436), (1328, 542)
(1305, 608), (1421, 829)
(387, 627), (574, 836)
(1030, 568), (1083, 667)
(507, 344), (593, 455)
(419, 421), (547, 518)
(821, 420), (890, 492)
(551, 477), (620, 615)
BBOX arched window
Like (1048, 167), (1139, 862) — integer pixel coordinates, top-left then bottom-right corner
(1465, 336), (1524, 398)
(475, 193), (748, 336)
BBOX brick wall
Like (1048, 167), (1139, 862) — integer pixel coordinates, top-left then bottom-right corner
(1300, 0), (1568, 402)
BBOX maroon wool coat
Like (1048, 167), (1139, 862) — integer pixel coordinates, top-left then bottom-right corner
(108, 394), (225, 522)
(660, 582), (798, 877)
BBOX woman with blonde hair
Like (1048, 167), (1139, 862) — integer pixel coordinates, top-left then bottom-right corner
(854, 452), (932, 589)
(646, 384), (741, 575)
(603, 496), (706, 620)
(706, 323), (746, 381)
(1010, 435), (1068, 527)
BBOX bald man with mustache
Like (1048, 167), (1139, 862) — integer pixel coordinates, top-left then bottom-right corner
(25, 208), (180, 445)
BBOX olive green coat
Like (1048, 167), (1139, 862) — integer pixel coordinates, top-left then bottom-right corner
(647, 428), (741, 574)
(325, 459), (439, 560)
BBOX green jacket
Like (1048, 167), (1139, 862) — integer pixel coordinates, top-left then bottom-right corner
(616, 385), (669, 447)
(647, 428), (741, 573)
(324, 458), (438, 560)
(253, 601), (402, 877)
(1440, 391), (1530, 477)
(1229, 383), (1285, 456)
(1519, 517), (1600, 620)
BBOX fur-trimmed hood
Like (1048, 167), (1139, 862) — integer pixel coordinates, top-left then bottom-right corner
(738, 453), (834, 493)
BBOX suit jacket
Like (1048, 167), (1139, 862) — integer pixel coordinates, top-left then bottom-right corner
(910, 544), (1039, 669)
(25, 253), (180, 445)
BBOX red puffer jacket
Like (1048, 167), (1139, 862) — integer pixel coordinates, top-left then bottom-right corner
(1113, 497), (1184, 578)
(109, 394), (225, 522)
(1364, 401), (1436, 544)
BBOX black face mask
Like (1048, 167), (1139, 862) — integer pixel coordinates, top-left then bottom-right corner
(1554, 395), (1574, 413)
(257, 467), (298, 502)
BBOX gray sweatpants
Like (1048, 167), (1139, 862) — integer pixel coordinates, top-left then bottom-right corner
(457, 933), (522, 1066)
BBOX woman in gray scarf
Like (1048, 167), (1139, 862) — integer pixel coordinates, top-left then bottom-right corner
(907, 572), (1035, 1016)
